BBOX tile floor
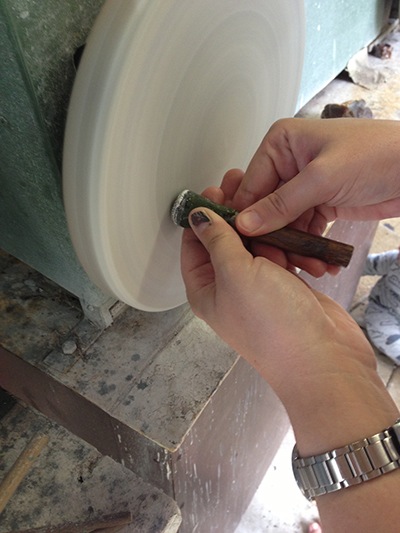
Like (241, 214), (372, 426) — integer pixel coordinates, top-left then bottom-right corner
(235, 218), (400, 532)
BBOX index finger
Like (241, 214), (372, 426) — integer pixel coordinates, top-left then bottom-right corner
(232, 120), (303, 211)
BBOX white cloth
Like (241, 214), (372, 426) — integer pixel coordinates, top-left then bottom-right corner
(363, 250), (400, 364)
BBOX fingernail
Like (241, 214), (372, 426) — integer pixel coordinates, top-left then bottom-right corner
(238, 210), (262, 232)
(190, 210), (211, 227)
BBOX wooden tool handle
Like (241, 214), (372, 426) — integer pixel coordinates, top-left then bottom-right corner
(171, 190), (354, 267)
(0, 434), (49, 515)
(253, 226), (354, 267)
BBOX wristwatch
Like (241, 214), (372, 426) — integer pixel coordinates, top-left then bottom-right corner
(292, 418), (400, 501)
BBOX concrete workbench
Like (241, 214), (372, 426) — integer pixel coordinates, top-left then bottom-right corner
(0, 215), (375, 532)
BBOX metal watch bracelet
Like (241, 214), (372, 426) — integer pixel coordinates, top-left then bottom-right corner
(292, 418), (400, 501)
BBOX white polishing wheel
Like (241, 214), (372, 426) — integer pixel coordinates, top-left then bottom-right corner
(63, 0), (305, 311)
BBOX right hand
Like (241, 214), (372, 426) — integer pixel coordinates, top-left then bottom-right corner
(227, 118), (400, 237)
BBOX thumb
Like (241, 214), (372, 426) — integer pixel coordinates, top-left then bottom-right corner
(189, 208), (251, 272)
(235, 171), (324, 235)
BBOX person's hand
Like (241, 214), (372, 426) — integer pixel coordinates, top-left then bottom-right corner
(181, 202), (400, 533)
(181, 206), (382, 412)
(201, 183), (339, 277)
(228, 118), (400, 238)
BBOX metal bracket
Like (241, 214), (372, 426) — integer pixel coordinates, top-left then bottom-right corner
(79, 297), (127, 329)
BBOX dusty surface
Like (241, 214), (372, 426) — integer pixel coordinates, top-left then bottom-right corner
(0, 404), (181, 533)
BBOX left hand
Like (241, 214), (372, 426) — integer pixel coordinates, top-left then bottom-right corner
(180, 205), (375, 403)
(181, 202), (400, 533)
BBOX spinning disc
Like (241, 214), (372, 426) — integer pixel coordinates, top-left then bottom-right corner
(63, 0), (305, 311)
